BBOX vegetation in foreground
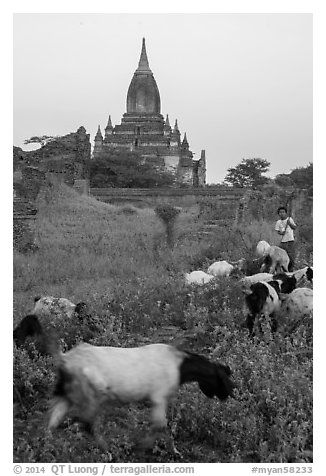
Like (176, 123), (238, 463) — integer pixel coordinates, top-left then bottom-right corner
(13, 182), (313, 463)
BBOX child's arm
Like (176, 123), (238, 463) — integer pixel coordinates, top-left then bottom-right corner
(287, 217), (297, 230)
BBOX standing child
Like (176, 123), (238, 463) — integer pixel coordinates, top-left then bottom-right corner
(275, 206), (297, 272)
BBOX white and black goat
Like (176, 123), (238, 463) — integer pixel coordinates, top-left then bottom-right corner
(32, 296), (88, 321)
(13, 297), (90, 349)
(47, 342), (235, 450)
(286, 266), (313, 287)
(13, 314), (44, 348)
(243, 274), (297, 337)
(240, 265), (312, 291)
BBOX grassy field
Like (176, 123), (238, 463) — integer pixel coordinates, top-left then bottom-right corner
(13, 182), (313, 463)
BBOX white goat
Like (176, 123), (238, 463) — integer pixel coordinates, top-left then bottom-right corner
(261, 245), (290, 274)
(185, 271), (215, 285)
(281, 288), (313, 320)
(207, 259), (244, 278)
(48, 342), (235, 450)
(241, 272), (274, 287)
(256, 240), (271, 258)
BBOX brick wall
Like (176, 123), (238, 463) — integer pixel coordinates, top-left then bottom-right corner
(18, 126), (91, 184)
(90, 186), (244, 208)
(13, 127), (92, 252)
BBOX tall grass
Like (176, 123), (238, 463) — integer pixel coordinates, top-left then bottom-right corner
(13, 182), (313, 463)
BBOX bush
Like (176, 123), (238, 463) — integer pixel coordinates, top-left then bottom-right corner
(116, 205), (138, 215)
(14, 346), (55, 410)
(154, 205), (181, 248)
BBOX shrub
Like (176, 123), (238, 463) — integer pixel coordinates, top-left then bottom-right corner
(154, 205), (181, 248)
(116, 205), (138, 215)
(13, 346), (55, 410)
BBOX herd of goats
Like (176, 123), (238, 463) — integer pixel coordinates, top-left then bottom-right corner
(13, 239), (313, 454)
(185, 239), (313, 336)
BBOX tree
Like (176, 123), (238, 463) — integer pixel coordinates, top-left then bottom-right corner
(89, 150), (175, 188)
(288, 163), (313, 190)
(274, 174), (295, 188)
(24, 135), (61, 147)
(275, 163), (313, 195)
(223, 158), (271, 189)
(154, 205), (181, 248)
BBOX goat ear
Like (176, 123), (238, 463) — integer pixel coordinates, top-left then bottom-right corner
(215, 366), (236, 399)
(230, 259), (244, 266)
(225, 365), (232, 376)
(25, 315), (43, 336)
(198, 382), (215, 398)
(242, 287), (252, 295)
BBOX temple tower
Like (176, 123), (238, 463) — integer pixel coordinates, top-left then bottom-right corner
(93, 38), (206, 186)
(126, 38), (161, 115)
(104, 116), (113, 139)
(93, 125), (103, 158)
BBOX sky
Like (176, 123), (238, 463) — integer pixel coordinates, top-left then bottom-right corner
(13, 13), (312, 184)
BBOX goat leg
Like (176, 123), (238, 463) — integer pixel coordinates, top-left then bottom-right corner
(163, 428), (182, 458)
(84, 420), (112, 457)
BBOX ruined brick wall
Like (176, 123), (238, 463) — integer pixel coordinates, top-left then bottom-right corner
(90, 186), (244, 209)
(13, 191), (35, 254)
(192, 151), (206, 187)
(13, 196), (38, 252)
(13, 166), (45, 252)
(19, 167), (46, 200)
(21, 126), (91, 185)
(235, 188), (313, 224)
(13, 127), (91, 251)
(13, 146), (29, 170)
(73, 179), (90, 195)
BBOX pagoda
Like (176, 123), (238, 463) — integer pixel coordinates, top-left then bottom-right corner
(93, 38), (206, 186)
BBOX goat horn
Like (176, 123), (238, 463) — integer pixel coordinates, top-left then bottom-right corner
(241, 287), (252, 295)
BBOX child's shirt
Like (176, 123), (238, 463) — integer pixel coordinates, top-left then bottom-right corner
(275, 217), (296, 242)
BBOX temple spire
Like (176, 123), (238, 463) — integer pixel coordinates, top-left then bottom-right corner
(182, 132), (189, 148)
(95, 125), (103, 140)
(93, 125), (103, 158)
(163, 114), (171, 136)
(173, 119), (179, 132)
(170, 119), (181, 146)
(105, 116), (113, 138)
(136, 38), (151, 73)
(127, 38), (160, 113)
(106, 115), (113, 128)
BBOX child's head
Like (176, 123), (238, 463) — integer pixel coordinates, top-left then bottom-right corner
(277, 206), (288, 219)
